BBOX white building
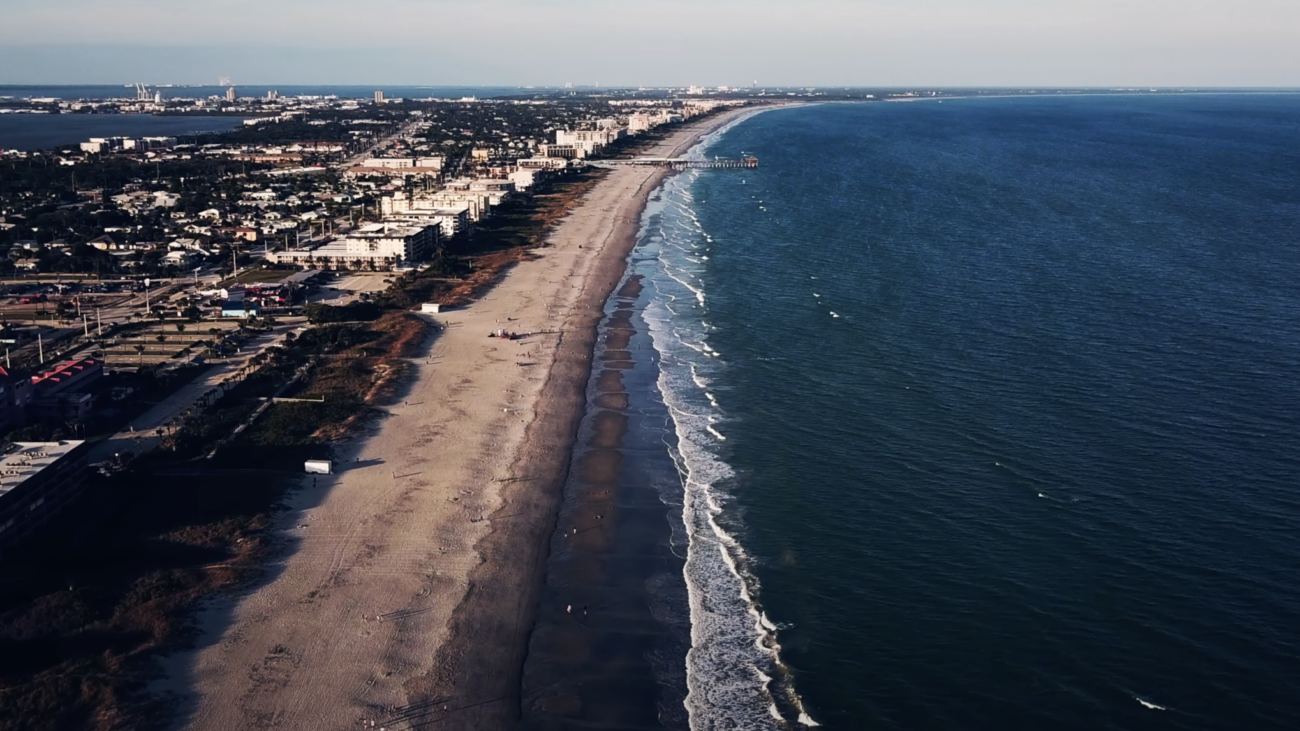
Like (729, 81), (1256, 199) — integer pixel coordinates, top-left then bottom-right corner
(518, 157), (569, 170)
(509, 169), (541, 191)
(627, 113), (654, 133)
(382, 190), (479, 232)
(554, 129), (623, 156)
(385, 208), (470, 239)
(360, 156), (444, 170)
(537, 143), (584, 160)
(270, 223), (439, 270)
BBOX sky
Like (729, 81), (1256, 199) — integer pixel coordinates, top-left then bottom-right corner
(1, 0), (1297, 87)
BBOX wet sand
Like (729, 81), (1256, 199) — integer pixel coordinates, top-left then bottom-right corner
(165, 108), (755, 731)
(520, 273), (692, 730)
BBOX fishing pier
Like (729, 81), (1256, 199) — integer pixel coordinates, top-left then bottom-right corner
(595, 156), (759, 170)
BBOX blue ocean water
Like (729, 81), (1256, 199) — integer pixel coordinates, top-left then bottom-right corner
(641, 96), (1300, 730)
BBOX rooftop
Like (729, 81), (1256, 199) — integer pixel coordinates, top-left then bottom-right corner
(30, 358), (101, 389)
(351, 223), (428, 238)
(0, 441), (86, 497)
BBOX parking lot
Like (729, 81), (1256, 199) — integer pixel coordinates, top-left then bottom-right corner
(307, 272), (392, 305)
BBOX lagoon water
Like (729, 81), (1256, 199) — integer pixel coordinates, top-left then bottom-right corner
(548, 95), (1300, 730)
(0, 114), (247, 151)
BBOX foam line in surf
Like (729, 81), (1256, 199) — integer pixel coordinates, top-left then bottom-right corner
(636, 106), (820, 730)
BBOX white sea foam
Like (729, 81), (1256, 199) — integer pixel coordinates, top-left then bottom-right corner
(636, 119), (819, 730)
(1136, 698), (1167, 711)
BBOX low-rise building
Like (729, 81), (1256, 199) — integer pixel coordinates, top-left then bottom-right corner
(0, 367), (34, 431)
(537, 143), (584, 160)
(29, 358), (103, 425)
(360, 156), (445, 170)
(509, 169), (542, 191)
(221, 300), (261, 318)
(87, 234), (120, 251)
(0, 441), (91, 556)
(31, 358), (103, 397)
(518, 157), (570, 171)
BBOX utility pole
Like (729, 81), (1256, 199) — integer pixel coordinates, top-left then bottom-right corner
(96, 307), (102, 336)
(38, 333), (44, 364)
(83, 314), (89, 337)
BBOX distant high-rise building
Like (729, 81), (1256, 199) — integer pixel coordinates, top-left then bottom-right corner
(226, 87), (236, 102)
(375, 90), (385, 103)
(267, 90), (279, 100)
(219, 75), (232, 87)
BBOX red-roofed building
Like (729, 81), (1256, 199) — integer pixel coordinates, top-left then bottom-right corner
(29, 359), (103, 425)
(31, 359), (103, 396)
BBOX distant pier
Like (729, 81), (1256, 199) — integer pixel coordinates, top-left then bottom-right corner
(596, 156), (759, 170)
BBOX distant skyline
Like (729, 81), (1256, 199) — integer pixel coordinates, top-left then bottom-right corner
(2, 0), (1298, 87)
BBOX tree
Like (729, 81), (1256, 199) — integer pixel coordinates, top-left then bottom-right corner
(133, 343), (145, 366)
(175, 322), (186, 334)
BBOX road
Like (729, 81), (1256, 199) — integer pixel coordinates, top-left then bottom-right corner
(339, 120), (427, 168)
(86, 320), (304, 463)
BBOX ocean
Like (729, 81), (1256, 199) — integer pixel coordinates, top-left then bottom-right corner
(526, 94), (1300, 730)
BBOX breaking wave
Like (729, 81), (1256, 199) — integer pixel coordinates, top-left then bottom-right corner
(636, 112), (818, 730)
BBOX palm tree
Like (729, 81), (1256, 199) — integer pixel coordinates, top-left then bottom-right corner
(133, 344), (145, 366)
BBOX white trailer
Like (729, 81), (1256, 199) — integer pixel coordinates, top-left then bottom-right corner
(304, 460), (332, 475)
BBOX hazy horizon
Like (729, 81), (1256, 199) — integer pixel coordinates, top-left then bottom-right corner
(3, 0), (1298, 87)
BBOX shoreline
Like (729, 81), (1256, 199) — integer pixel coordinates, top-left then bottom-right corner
(165, 107), (758, 731)
(417, 108), (760, 730)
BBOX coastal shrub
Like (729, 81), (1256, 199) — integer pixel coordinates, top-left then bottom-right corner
(303, 301), (382, 324)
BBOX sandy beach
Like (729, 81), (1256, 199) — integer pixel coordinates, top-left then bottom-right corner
(166, 107), (754, 731)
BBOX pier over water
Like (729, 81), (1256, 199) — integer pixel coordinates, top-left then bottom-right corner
(595, 156), (759, 170)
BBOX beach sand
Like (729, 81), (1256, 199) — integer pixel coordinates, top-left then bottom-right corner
(168, 108), (753, 731)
